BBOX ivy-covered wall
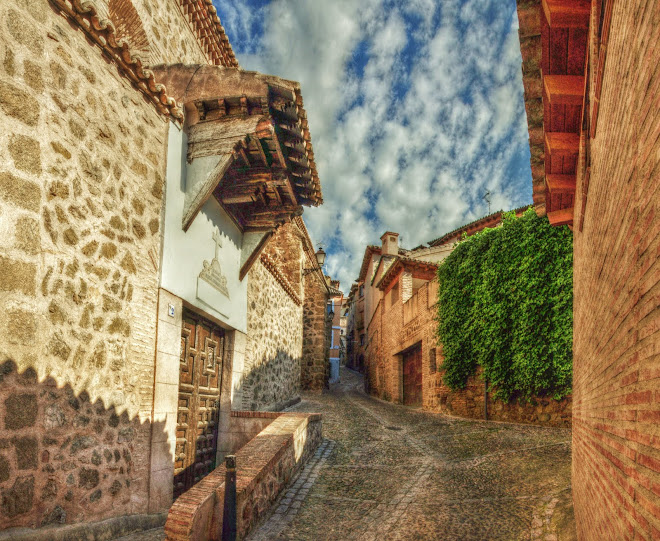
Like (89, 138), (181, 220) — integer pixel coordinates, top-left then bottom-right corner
(437, 208), (573, 402)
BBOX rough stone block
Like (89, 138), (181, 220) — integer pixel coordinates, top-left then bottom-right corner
(0, 172), (41, 213)
(0, 80), (40, 126)
(1, 474), (34, 518)
(78, 468), (99, 489)
(9, 135), (42, 175)
(4, 393), (38, 429)
(12, 437), (38, 470)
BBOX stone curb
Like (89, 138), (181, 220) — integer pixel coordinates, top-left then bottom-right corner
(0, 512), (167, 541)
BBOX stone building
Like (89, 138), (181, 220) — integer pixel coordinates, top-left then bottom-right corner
(516, 0), (660, 537)
(346, 208), (570, 426)
(0, 0), (327, 536)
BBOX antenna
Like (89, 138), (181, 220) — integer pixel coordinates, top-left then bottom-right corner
(483, 190), (491, 214)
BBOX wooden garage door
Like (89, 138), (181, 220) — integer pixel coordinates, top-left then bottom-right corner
(403, 346), (422, 406)
(174, 309), (225, 499)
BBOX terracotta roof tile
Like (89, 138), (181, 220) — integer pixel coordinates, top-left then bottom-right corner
(179, 0), (239, 68)
(427, 206), (528, 247)
(357, 245), (381, 283)
(376, 257), (438, 291)
(49, 0), (183, 121)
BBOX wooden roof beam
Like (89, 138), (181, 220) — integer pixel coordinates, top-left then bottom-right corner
(222, 194), (256, 205)
(546, 174), (576, 194)
(544, 75), (584, 106)
(547, 207), (574, 226)
(542, 0), (590, 28)
(546, 132), (579, 157)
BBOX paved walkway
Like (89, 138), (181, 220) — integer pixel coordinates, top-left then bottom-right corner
(117, 367), (575, 540)
(247, 367), (575, 541)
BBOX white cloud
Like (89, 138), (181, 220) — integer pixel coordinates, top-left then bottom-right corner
(215, 0), (532, 291)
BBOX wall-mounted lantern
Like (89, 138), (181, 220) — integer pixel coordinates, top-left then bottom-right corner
(303, 247), (326, 276)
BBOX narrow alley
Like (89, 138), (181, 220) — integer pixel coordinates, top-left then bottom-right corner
(246, 367), (575, 541)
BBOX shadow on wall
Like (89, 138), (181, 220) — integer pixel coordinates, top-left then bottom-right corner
(0, 359), (171, 533)
(237, 350), (302, 412)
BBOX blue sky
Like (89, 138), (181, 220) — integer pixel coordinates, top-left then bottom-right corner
(213, 0), (532, 289)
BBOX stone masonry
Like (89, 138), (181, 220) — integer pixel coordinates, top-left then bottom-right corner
(301, 260), (331, 391)
(242, 223), (305, 411)
(0, 360), (156, 530)
(0, 0), (232, 530)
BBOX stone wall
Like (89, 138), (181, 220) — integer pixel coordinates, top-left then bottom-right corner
(0, 0), (179, 528)
(572, 1), (660, 537)
(301, 271), (329, 391)
(242, 225), (304, 410)
(429, 367), (572, 428)
(0, 360), (159, 530)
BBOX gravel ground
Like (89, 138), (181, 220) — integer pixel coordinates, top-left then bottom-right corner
(116, 367), (575, 541)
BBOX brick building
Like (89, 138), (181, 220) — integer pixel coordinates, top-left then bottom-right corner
(347, 207), (571, 426)
(516, 0), (660, 537)
(0, 0), (327, 536)
(326, 280), (344, 384)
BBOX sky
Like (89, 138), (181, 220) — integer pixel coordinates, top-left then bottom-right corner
(213, 0), (532, 290)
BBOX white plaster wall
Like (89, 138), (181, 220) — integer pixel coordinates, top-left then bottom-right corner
(161, 123), (248, 333)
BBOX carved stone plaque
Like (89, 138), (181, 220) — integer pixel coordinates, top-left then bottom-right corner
(198, 230), (229, 299)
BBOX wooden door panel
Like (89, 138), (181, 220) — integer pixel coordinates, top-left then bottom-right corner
(174, 310), (224, 499)
(403, 346), (422, 406)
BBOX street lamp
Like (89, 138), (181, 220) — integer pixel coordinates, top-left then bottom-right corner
(303, 247), (326, 275)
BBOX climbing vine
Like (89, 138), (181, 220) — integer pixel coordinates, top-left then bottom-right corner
(436, 208), (573, 401)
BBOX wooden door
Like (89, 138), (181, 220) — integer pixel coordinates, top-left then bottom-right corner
(174, 309), (225, 499)
(403, 346), (422, 406)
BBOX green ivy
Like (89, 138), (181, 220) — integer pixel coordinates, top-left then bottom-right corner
(436, 208), (573, 401)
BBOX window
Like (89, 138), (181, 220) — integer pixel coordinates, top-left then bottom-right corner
(429, 347), (436, 374)
(359, 284), (364, 297)
(360, 334), (365, 346)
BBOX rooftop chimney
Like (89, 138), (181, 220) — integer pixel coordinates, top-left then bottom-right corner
(380, 232), (399, 256)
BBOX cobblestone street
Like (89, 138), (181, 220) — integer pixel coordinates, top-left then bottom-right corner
(118, 367), (575, 541)
(246, 367), (575, 541)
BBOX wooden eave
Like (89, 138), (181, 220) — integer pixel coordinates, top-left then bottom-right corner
(516, 0), (590, 227)
(152, 65), (323, 232)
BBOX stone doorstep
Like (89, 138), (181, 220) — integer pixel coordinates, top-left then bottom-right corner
(0, 512), (167, 541)
(165, 412), (322, 541)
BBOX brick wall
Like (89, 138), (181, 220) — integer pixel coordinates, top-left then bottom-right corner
(367, 280), (572, 427)
(165, 412), (322, 541)
(572, 1), (660, 537)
